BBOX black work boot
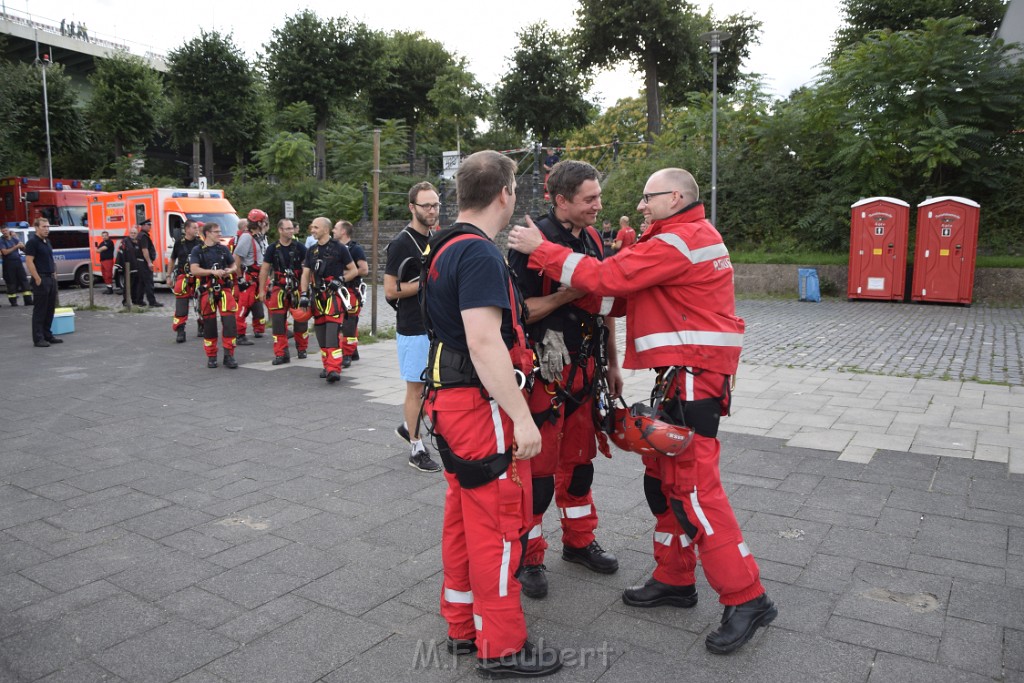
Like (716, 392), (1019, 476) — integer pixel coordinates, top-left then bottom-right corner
(342, 355), (352, 368)
(622, 577), (698, 608)
(446, 637), (477, 656)
(235, 334), (254, 346)
(272, 355), (290, 365)
(518, 564), (548, 599)
(705, 594), (777, 655)
(562, 540), (619, 574)
(297, 350), (307, 359)
(319, 369), (327, 379)
(223, 354), (238, 369)
(176, 328), (186, 343)
(207, 357), (218, 369)
(326, 371), (341, 383)
(476, 639), (563, 680)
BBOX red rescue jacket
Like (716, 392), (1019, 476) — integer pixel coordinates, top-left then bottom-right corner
(526, 203), (744, 374)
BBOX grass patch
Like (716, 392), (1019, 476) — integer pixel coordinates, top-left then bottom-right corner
(731, 251), (848, 265)
(72, 304), (112, 311)
(359, 326), (396, 345)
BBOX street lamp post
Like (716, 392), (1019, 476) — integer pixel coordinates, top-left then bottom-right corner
(34, 35), (55, 189)
(700, 30), (731, 228)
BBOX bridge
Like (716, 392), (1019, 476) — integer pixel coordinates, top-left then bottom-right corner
(0, 6), (167, 95)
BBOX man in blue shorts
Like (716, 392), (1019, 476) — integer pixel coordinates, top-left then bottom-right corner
(384, 181), (443, 473)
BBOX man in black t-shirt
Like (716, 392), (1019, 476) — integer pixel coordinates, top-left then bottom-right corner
(96, 231), (116, 294)
(259, 218), (309, 364)
(24, 219), (61, 347)
(169, 220), (203, 342)
(300, 216), (357, 383)
(334, 219), (367, 367)
(421, 150), (560, 678)
(136, 219), (162, 307)
(384, 181), (442, 472)
(189, 223), (240, 368)
(0, 224), (31, 306)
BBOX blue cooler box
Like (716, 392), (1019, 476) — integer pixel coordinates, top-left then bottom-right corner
(798, 268), (821, 302)
(51, 307), (75, 335)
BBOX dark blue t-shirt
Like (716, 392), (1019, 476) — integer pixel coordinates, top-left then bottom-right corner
(425, 228), (514, 354)
(24, 235), (55, 274)
(0, 235), (24, 266)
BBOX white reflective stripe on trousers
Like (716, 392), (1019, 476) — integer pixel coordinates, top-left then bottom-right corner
(498, 539), (512, 597)
(527, 523), (543, 540)
(561, 504), (592, 519)
(690, 486), (715, 536)
(444, 587), (474, 604)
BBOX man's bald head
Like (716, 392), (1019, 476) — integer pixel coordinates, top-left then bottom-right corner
(649, 168), (700, 205)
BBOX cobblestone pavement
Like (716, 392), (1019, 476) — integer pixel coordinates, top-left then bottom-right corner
(0, 288), (1021, 682)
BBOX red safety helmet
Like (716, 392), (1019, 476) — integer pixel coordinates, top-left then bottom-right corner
(610, 402), (694, 458)
(247, 208), (268, 223)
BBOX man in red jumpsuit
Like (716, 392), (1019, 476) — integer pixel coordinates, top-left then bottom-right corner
(508, 167), (777, 655)
(299, 217), (358, 383)
(189, 223), (240, 369)
(258, 218), (310, 365)
(507, 160), (623, 600)
(423, 150), (561, 678)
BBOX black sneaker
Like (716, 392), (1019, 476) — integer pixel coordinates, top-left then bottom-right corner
(476, 640), (563, 680)
(562, 540), (619, 574)
(622, 577), (697, 609)
(705, 594), (777, 655)
(446, 637), (477, 656)
(207, 357), (218, 368)
(519, 564), (548, 599)
(236, 335), (254, 346)
(176, 328), (186, 343)
(272, 355), (290, 365)
(223, 354), (238, 369)
(409, 450), (442, 473)
(326, 371), (341, 383)
(396, 424), (411, 443)
(44, 337), (63, 344)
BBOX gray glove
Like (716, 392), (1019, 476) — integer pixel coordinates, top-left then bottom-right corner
(536, 329), (572, 383)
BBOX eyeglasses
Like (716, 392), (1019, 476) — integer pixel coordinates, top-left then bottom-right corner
(413, 202), (440, 210)
(641, 191), (674, 204)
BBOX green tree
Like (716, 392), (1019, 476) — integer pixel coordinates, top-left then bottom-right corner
(264, 11), (380, 180)
(495, 22), (595, 146)
(6, 60), (85, 176)
(166, 30), (260, 183)
(834, 0), (1007, 54)
(573, 0), (760, 139)
(428, 57), (489, 153)
(257, 131), (315, 181)
(86, 52), (165, 160)
(366, 31), (454, 171)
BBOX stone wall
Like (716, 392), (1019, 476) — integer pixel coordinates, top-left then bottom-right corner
(733, 263), (1024, 306)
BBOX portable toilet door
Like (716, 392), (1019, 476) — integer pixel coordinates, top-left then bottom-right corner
(847, 197), (910, 301)
(911, 197), (981, 305)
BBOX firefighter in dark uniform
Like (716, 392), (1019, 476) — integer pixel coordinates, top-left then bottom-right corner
(169, 219), (203, 343)
(333, 220), (367, 367)
(189, 223), (240, 368)
(299, 216), (358, 383)
(507, 160), (624, 600)
(422, 150), (561, 678)
(258, 218), (310, 365)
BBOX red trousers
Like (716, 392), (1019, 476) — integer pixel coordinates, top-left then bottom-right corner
(267, 286), (309, 357)
(100, 260), (114, 285)
(235, 276), (266, 336)
(199, 288), (238, 358)
(340, 300), (360, 358)
(171, 274), (196, 332)
(524, 358), (599, 565)
(645, 369), (764, 606)
(313, 290), (346, 373)
(428, 387), (532, 660)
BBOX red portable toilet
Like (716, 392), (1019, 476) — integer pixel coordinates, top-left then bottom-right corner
(911, 196), (981, 305)
(847, 197), (910, 301)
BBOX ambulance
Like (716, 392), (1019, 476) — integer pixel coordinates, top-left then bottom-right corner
(87, 187), (240, 285)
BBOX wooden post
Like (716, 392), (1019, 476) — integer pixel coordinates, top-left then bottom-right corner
(370, 128), (381, 335)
